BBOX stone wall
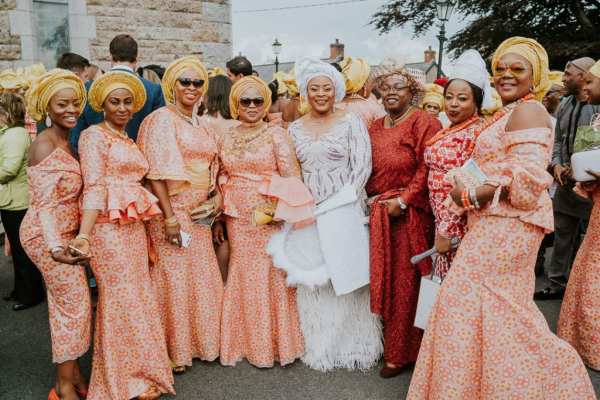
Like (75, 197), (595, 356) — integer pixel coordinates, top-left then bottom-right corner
(0, 0), (20, 70)
(88, 0), (232, 70)
(0, 0), (231, 71)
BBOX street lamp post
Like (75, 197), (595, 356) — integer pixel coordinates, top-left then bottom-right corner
(272, 38), (282, 73)
(435, 0), (455, 78)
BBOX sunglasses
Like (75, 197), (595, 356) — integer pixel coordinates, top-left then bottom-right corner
(493, 65), (530, 79)
(177, 78), (205, 88)
(239, 97), (265, 107)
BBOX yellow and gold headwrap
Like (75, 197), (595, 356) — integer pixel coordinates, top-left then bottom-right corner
(422, 83), (445, 111)
(548, 71), (564, 89)
(229, 76), (272, 120)
(25, 69), (86, 122)
(491, 36), (551, 101)
(283, 69), (299, 98)
(339, 56), (370, 95)
(88, 70), (146, 113)
(0, 69), (28, 91)
(273, 71), (289, 96)
(162, 56), (209, 104)
(208, 67), (226, 78)
(589, 61), (600, 79)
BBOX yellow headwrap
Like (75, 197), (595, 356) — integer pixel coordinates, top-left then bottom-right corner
(589, 61), (600, 79)
(548, 71), (564, 89)
(0, 69), (28, 90)
(339, 56), (370, 95)
(491, 36), (551, 101)
(229, 76), (272, 120)
(162, 56), (209, 105)
(273, 71), (289, 96)
(422, 83), (445, 111)
(283, 69), (299, 98)
(88, 70), (146, 113)
(25, 69), (86, 122)
(208, 67), (226, 78)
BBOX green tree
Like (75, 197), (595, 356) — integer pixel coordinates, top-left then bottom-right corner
(371, 0), (600, 68)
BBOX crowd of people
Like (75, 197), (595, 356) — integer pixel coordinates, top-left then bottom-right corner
(1, 31), (600, 400)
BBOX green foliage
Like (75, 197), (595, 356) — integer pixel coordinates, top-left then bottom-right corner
(371, 0), (600, 68)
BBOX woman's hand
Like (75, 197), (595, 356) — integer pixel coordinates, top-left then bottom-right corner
(52, 247), (90, 265)
(434, 234), (452, 254)
(450, 176), (466, 207)
(68, 236), (91, 257)
(379, 198), (405, 217)
(212, 221), (226, 245)
(165, 220), (182, 247)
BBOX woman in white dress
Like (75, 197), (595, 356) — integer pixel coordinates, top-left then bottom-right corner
(269, 58), (382, 371)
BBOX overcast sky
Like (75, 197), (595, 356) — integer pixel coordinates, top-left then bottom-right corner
(231, 0), (468, 68)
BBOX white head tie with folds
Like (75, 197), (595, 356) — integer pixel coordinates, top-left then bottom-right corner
(449, 49), (494, 110)
(295, 57), (346, 104)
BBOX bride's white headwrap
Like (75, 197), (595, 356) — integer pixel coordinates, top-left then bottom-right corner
(449, 50), (494, 110)
(295, 58), (346, 103)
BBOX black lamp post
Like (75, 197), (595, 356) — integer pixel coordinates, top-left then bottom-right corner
(436, 0), (455, 78)
(272, 38), (282, 73)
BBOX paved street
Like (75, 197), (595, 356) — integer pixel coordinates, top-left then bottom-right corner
(1, 251), (599, 400)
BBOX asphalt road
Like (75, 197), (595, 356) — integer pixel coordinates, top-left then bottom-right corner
(1, 251), (598, 400)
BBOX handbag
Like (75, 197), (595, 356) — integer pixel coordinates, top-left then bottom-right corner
(414, 265), (442, 330)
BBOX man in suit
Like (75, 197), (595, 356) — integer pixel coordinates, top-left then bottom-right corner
(70, 34), (165, 151)
(226, 56), (253, 82)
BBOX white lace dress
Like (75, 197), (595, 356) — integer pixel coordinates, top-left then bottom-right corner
(285, 112), (383, 371)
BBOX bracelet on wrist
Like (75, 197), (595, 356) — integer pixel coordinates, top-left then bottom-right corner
(50, 246), (64, 255)
(75, 234), (91, 243)
(396, 197), (407, 210)
(164, 215), (179, 226)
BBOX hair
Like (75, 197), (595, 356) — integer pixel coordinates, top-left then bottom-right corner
(0, 92), (26, 128)
(252, 70), (259, 77)
(137, 67), (161, 84)
(226, 56), (253, 77)
(444, 79), (484, 111)
(205, 75), (233, 119)
(268, 80), (279, 104)
(330, 62), (342, 73)
(143, 64), (166, 80)
(56, 52), (90, 72)
(109, 34), (138, 63)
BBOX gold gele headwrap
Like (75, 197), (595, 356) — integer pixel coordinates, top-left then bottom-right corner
(88, 70), (146, 113)
(548, 70), (564, 89)
(208, 66), (226, 78)
(491, 36), (551, 101)
(273, 71), (289, 96)
(422, 83), (445, 111)
(0, 69), (28, 91)
(283, 69), (299, 98)
(229, 76), (272, 120)
(339, 56), (370, 95)
(162, 55), (209, 104)
(588, 61), (600, 80)
(25, 69), (86, 122)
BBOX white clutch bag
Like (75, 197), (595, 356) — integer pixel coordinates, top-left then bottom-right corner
(571, 149), (600, 182)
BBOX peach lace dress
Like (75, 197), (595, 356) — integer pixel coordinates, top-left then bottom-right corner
(138, 107), (223, 366)
(558, 186), (600, 370)
(20, 148), (91, 364)
(78, 125), (174, 400)
(218, 122), (304, 367)
(407, 101), (596, 399)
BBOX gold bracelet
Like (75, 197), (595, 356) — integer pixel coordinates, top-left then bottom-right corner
(164, 215), (179, 226)
(76, 234), (91, 243)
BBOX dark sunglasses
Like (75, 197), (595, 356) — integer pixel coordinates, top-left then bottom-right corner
(177, 78), (204, 88)
(239, 97), (265, 107)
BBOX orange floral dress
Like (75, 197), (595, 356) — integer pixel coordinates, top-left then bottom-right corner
(407, 101), (596, 399)
(78, 125), (174, 400)
(137, 107), (223, 366)
(20, 148), (91, 364)
(218, 122), (304, 367)
(558, 187), (600, 370)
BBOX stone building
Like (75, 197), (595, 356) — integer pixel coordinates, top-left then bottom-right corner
(0, 0), (232, 71)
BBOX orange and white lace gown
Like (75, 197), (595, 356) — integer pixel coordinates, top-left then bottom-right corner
(558, 187), (600, 370)
(138, 107), (223, 366)
(78, 125), (174, 400)
(407, 101), (596, 399)
(218, 122), (304, 367)
(20, 148), (91, 364)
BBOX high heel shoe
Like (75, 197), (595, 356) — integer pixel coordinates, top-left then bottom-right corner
(137, 385), (161, 400)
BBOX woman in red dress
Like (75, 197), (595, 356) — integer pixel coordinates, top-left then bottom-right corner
(367, 67), (441, 378)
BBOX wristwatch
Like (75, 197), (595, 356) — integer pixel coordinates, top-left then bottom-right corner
(396, 197), (407, 210)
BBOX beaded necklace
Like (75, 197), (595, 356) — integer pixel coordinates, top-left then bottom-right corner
(426, 114), (480, 146)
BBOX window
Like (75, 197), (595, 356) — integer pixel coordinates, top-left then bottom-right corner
(33, 0), (70, 68)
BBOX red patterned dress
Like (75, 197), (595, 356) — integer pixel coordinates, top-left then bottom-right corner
(423, 116), (482, 278)
(367, 109), (440, 367)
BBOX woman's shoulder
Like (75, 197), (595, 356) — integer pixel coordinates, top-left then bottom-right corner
(27, 135), (57, 168)
(507, 100), (551, 132)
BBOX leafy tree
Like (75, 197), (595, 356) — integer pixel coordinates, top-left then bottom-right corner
(371, 0), (600, 68)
